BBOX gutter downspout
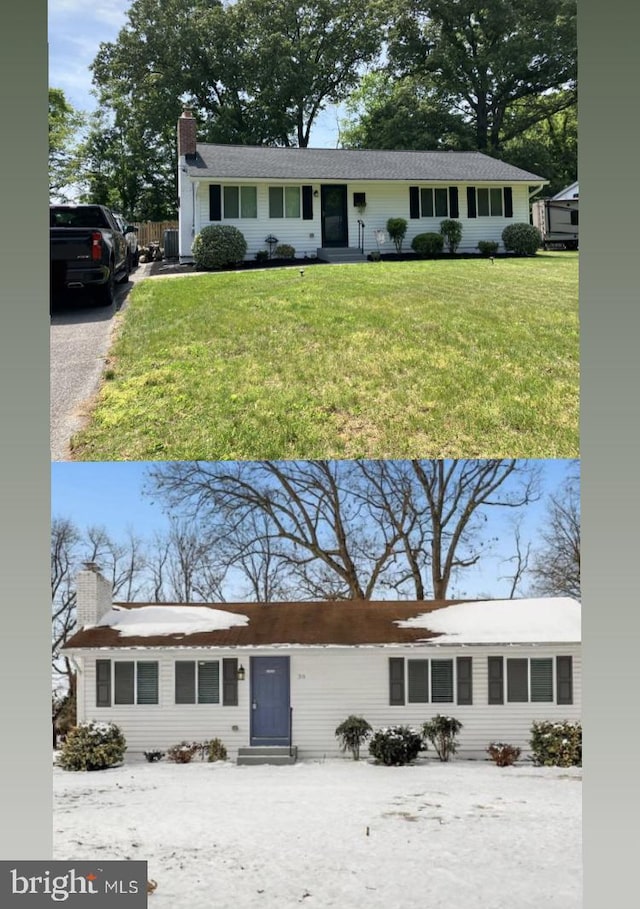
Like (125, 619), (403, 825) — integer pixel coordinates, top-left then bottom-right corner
(528, 183), (547, 202)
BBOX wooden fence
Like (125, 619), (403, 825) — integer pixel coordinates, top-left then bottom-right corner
(131, 220), (179, 248)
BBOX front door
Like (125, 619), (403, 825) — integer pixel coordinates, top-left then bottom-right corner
(321, 185), (348, 247)
(250, 656), (291, 746)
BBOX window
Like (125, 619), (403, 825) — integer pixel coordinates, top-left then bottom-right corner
(269, 186), (301, 219)
(174, 658), (239, 706)
(389, 657), (472, 705)
(410, 186), (459, 219)
(223, 185), (257, 219)
(570, 210), (579, 226)
(487, 656), (570, 705)
(467, 186), (513, 218)
(96, 659), (158, 706)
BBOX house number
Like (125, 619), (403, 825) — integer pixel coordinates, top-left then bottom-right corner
(298, 674), (306, 679)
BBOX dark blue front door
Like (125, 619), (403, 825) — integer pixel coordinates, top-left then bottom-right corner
(250, 656), (291, 745)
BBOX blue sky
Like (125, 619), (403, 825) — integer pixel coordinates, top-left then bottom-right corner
(51, 459), (577, 600)
(47, 0), (341, 147)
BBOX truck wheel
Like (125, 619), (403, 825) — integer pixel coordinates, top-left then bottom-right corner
(96, 271), (115, 307)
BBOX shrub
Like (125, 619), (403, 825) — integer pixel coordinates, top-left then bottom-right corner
(335, 715), (373, 760)
(255, 249), (269, 263)
(477, 240), (499, 257)
(202, 738), (228, 762)
(386, 218), (408, 253)
(439, 219), (463, 253)
(530, 721), (582, 767)
(411, 232), (444, 257)
(487, 742), (521, 767)
(166, 741), (200, 764)
(275, 244), (296, 259)
(192, 224), (247, 270)
(369, 726), (423, 766)
(143, 750), (164, 763)
(501, 222), (542, 256)
(422, 715), (463, 762)
(57, 721), (127, 772)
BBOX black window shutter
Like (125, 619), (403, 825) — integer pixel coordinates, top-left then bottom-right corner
(389, 657), (405, 705)
(487, 656), (504, 704)
(96, 659), (111, 707)
(556, 656), (574, 705)
(114, 662), (135, 705)
(409, 186), (420, 219)
(456, 656), (472, 705)
(408, 659), (429, 703)
(504, 186), (513, 218)
(175, 661), (196, 704)
(507, 658), (528, 702)
(302, 185), (314, 220)
(448, 186), (459, 219)
(466, 186), (477, 219)
(222, 658), (239, 706)
(209, 184), (222, 221)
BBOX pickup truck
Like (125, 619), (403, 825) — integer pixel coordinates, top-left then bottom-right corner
(50, 204), (131, 305)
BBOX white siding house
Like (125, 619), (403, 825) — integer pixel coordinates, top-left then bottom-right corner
(176, 109), (548, 263)
(64, 566), (581, 763)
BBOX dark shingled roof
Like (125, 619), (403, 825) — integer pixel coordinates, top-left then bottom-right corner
(64, 600), (468, 649)
(185, 145), (546, 184)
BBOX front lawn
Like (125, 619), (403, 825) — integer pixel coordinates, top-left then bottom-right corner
(70, 253), (578, 460)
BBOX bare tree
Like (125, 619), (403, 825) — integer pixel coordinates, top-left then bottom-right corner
(529, 467), (580, 599)
(499, 517), (533, 599)
(51, 517), (81, 697)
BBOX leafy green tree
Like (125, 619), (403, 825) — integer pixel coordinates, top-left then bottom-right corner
(388, 0), (577, 154)
(49, 88), (86, 200)
(500, 99), (577, 196)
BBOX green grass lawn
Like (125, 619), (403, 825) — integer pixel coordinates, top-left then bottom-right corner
(70, 253), (579, 460)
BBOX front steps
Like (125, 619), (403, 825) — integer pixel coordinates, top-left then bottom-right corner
(316, 247), (368, 264)
(237, 746), (298, 766)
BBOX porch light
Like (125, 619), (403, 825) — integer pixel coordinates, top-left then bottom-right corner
(237, 664), (246, 681)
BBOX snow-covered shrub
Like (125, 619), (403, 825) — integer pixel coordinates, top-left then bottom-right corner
(411, 232), (444, 257)
(422, 715), (463, 762)
(335, 715), (373, 760)
(143, 750), (164, 763)
(439, 219), (463, 253)
(369, 726), (423, 766)
(202, 738), (228, 762)
(487, 742), (521, 767)
(530, 721), (582, 767)
(386, 218), (408, 252)
(166, 741), (200, 764)
(57, 721), (127, 772)
(501, 222), (541, 256)
(192, 225), (247, 270)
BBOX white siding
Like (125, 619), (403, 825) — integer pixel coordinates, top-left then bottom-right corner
(184, 179), (532, 260)
(75, 642), (581, 761)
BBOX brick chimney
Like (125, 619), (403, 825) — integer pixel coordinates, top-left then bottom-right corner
(177, 107), (197, 159)
(76, 562), (113, 628)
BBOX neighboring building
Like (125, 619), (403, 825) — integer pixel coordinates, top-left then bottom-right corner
(63, 565), (581, 764)
(531, 180), (579, 249)
(176, 109), (548, 263)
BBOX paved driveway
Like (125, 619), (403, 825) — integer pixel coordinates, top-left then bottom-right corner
(50, 264), (151, 460)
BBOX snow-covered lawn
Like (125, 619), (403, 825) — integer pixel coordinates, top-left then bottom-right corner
(53, 757), (581, 909)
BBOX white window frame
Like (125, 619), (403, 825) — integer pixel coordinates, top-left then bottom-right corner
(222, 185), (257, 220)
(113, 659), (159, 706)
(269, 185), (301, 219)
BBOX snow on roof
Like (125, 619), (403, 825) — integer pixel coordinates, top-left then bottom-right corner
(96, 605), (250, 638)
(396, 597), (581, 643)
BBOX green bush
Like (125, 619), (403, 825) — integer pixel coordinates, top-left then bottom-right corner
(202, 738), (228, 762)
(369, 726), (423, 766)
(166, 741), (200, 764)
(439, 219), (463, 253)
(275, 244), (296, 259)
(501, 222), (542, 256)
(422, 715), (463, 762)
(477, 240), (499, 257)
(57, 721), (127, 772)
(530, 721), (582, 767)
(255, 249), (269, 263)
(411, 232), (444, 257)
(386, 218), (408, 253)
(487, 742), (521, 767)
(192, 224), (248, 270)
(335, 715), (373, 760)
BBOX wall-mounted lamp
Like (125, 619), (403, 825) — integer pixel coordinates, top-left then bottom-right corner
(313, 190), (319, 197)
(237, 664), (246, 681)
